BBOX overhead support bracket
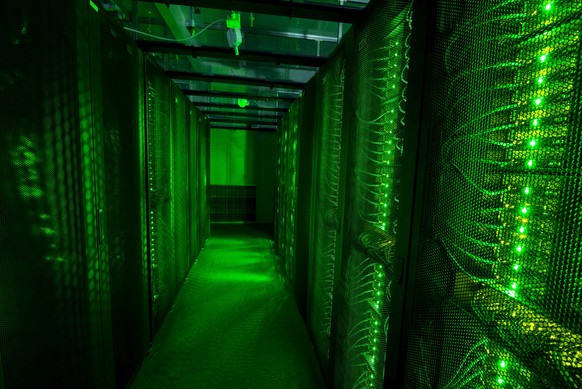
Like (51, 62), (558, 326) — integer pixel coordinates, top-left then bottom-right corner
(166, 70), (305, 90)
(203, 111), (281, 119)
(137, 41), (326, 67)
(210, 125), (277, 132)
(209, 118), (279, 126)
(193, 102), (288, 112)
(182, 89), (297, 102)
(136, 0), (364, 23)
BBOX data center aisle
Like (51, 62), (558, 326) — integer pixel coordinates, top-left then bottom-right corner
(130, 224), (325, 389)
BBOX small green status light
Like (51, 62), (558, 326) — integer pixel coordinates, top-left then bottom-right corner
(516, 245), (523, 252)
(498, 377), (505, 384)
(383, 213), (387, 217)
(540, 55), (547, 63)
(533, 118), (539, 126)
(383, 204), (388, 208)
(238, 98), (249, 108)
(545, 3), (552, 10)
(519, 226), (525, 233)
(514, 264), (520, 271)
(524, 187), (531, 194)
(521, 207), (528, 214)
(535, 98), (542, 105)
(527, 160), (534, 167)
(538, 76), (544, 84)
(500, 360), (507, 369)
(529, 139), (537, 147)
(512, 282), (517, 289)
(507, 290), (516, 298)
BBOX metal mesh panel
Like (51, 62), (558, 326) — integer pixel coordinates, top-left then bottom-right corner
(309, 55), (346, 369)
(0, 1), (109, 387)
(189, 107), (200, 259)
(172, 88), (190, 286)
(285, 101), (300, 283)
(404, 1), (582, 388)
(97, 14), (149, 388)
(335, 3), (412, 388)
(145, 57), (176, 330)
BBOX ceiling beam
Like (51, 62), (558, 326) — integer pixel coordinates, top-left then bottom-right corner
(136, 0), (364, 23)
(193, 102), (288, 112)
(167, 70), (305, 90)
(182, 89), (297, 101)
(137, 41), (326, 67)
(203, 111), (281, 119)
(209, 118), (279, 126)
(211, 125), (277, 132)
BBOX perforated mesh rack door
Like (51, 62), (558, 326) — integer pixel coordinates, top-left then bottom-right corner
(145, 57), (176, 331)
(0, 1), (111, 387)
(308, 52), (346, 370)
(93, 12), (150, 388)
(333, 2), (413, 388)
(171, 87), (191, 287)
(275, 99), (300, 283)
(403, 1), (582, 388)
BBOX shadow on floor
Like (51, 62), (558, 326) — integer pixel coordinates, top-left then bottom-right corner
(129, 223), (324, 389)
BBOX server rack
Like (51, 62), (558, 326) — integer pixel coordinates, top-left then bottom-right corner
(0, 1), (211, 386)
(0, 1), (113, 387)
(307, 40), (347, 378)
(390, 0), (582, 388)
(88, 9), (150, 388)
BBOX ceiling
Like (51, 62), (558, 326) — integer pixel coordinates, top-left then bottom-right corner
(100, 0), (371, 131)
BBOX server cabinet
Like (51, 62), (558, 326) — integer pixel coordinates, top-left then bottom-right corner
(190, 107), (201, 260)
(331, 2), (413, 388)
(0, 1), (113, 387)
(145, 57), (177, 332)
(307, 47), (347, 376)
(393, 1), (582, 388)
(171, 87), (191, 287)
(88, 9), (150, 388)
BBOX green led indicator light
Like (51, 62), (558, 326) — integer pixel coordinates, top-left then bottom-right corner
(383, 213), (387, 217)
(519, 226), (525, 233)
(545, 3), (552, 10)
(538, 76), (544, 84)
(529, 139), (536, 147)
(521, 207), (528, 214)
(535, 98), (542, 106)
(498, 377), (505, 384)
(514, 264), (520, 271)
(383, 204), (388, 208)
(533, 119), (539, 126)
(500, 360), (507, 369)
(527, 160), (534, 167)
(512, 282), (517, 289)
(540, 55), (547, 63)
(524, 187), (531, 194)
(516, 245), (523, 252)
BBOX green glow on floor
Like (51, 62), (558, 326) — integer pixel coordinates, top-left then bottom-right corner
(130, 224), (324, 389)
